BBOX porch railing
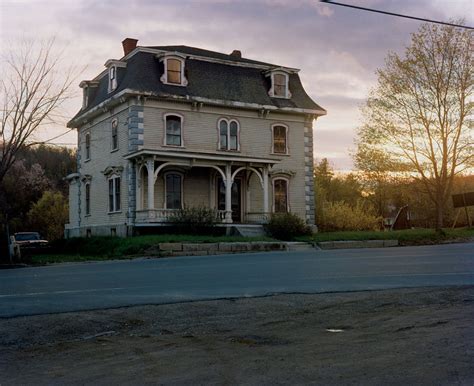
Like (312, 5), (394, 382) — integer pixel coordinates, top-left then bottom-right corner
(244, 212), (271, 224)
(135, 209), (228, 223)
(135, 209), (270, 224)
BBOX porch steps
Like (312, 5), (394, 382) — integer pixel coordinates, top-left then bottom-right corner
(232, 225), (267, 237)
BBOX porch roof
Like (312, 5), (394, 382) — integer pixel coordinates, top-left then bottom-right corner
(124, 148), (281, 166)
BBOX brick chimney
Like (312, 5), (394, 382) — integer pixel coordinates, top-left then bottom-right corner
(230, 50), (242, 59)
(122, 38), (138, 56)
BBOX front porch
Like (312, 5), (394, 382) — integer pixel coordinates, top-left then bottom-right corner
(127, 149), (280, 226)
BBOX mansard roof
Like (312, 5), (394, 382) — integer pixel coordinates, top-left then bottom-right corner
(69, 45), (326, 127)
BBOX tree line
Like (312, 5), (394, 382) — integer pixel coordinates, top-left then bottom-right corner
(0, 145), (75, 241)
(314, 158), (474, 232)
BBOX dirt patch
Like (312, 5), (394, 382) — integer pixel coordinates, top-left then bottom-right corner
(1, 286), (473, 385)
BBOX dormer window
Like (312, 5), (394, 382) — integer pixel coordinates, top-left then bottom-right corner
(109, 66), (117, 92)
(82, 88), (88, 110)
(267, 70), (292, 99)
(167, 59), (182, 84)
(79, 80), (98, 110)
(104, 60), (126, 94)
(158, 53), (188, 86)
(273, 74), (286, 97)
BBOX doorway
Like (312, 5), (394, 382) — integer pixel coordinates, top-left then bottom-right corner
(217, 177), (242, 223)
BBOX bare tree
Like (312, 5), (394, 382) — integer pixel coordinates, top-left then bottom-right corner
(355, 22), (473, 230)
(0, 39), (76, 185)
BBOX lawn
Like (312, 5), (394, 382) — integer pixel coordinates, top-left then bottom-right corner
(29, 234), (275, 265)
(26, 227), (474, 265)
(300, 227), (474, 245)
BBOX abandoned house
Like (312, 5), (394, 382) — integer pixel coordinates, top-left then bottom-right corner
(65, 38), (326, 237)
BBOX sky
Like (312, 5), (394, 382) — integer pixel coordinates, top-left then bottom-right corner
(1, 0), (472, 171)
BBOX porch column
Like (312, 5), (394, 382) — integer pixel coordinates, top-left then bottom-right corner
(224, 163), (233, 223)
(146, 158), (155, 210)
(246, 170), (251, 213)
(135, 163), (142, 210)
(263, 165), (269, 214)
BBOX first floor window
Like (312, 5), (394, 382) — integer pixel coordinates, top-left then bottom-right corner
(85, 183), (91, 215)
(108, 176), (121, 212)
(166, 115), (182, 146)
(273, 125), (287, 154)
(166, 173), (182, 209)
(274, 179), (288, 213)
(85, 132), (91, 159)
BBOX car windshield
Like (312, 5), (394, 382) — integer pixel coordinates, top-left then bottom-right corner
(15, 233), (40, 241)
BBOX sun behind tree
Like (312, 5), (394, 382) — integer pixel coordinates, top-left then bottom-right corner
(355, 21), (473, 230)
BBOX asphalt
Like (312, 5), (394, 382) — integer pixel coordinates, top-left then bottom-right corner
(0, 243), (473, 318)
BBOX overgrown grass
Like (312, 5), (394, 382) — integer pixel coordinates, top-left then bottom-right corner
(30, 234), (275, 264)
(299, 227), (474, 245)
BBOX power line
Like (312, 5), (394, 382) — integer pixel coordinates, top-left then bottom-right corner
(36, 128), (75, 145)
(320, 0), (474, 30)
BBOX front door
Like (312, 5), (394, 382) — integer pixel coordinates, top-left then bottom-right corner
(217, 178), (242, 223)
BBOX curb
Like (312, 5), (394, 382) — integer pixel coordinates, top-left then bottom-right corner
(317, 240), (399, 250)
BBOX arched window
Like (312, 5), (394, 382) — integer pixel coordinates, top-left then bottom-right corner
(267, 70), (291, 99)
(85, 132), (91, 160)
(165, 114), (183, 146)
(165, 173), (183, 209)
(219, 120), (228, 149)
(160, 55), (187, 86)
(108, 66), (117, 92)
(229, 121), (238, 150)
(218, 118), (239, 151)
(272, 124), (288, 154)
(273, 178), (289, 213)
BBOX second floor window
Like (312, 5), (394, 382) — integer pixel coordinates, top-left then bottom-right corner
(165, 115), (182, 146)
(219, 119), (239, 151)
(273, 125), (288, 154)
(111, 119), (118, 150)
(85, 132), (91, 160)
(108, 176), (121, 212)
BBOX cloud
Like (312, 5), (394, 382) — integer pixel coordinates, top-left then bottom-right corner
(2, 0), (471, 167)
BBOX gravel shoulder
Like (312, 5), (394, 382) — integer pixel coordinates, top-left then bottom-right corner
(1, 286), (473, 385)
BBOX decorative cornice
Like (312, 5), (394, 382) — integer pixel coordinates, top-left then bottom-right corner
(104, 59), (127, 68)
(101, 166), (124, 177)
(67, 88), (327, 128)
(269, 169), (296, 178)
(81, 174), (92, 183)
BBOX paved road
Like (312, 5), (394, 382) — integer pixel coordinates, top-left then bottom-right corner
(1, 243), (473, 317)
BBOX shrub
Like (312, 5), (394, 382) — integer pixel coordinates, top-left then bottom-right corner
(266, 212), (312, 241)
(168, 206), (218, 235)
(319, 201), (382, 232)
(27, 190), (68, 241)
